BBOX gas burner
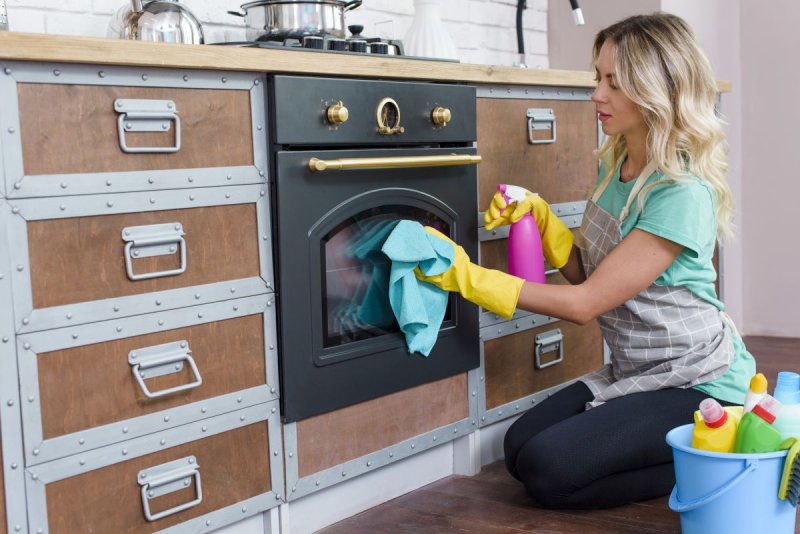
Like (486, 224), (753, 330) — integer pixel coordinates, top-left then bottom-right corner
(212, 34), (405, 57)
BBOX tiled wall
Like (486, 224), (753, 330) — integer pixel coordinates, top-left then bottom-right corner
(4, 0), (549, 67)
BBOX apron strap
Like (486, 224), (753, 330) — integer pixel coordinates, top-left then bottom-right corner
(591, 155), (658, 222)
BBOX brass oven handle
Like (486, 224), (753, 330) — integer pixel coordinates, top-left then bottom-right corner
(308, 154), (482, 172)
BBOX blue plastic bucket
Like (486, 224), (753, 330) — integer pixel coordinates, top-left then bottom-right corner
(666, 424), (796, 534)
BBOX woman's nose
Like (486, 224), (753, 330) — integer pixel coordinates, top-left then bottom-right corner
(591, 86), (605, 104)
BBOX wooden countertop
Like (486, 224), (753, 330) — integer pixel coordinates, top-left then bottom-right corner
(0, 31), (731, 92)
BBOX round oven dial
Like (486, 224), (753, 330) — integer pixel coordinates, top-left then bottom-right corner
(431, 107), (452, 126)
(327, 101), (349, 125)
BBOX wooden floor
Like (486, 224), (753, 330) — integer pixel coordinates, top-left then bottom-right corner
(319, 336), (800, 533)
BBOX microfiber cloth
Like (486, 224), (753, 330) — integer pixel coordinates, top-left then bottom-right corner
(381, 220), (454, 356)
(352, 219), (398, 329)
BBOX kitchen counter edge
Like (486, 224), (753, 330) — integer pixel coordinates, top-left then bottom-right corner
(0, 31), (732, 92)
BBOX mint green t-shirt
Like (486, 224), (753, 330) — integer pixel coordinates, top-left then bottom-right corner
(593, 161), (755, 404)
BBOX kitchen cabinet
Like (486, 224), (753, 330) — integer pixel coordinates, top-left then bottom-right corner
(475, 85), (605, 427)
(0, 60), (282, 533)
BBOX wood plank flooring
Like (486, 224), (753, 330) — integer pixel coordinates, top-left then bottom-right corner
(318, 336), (800, 533)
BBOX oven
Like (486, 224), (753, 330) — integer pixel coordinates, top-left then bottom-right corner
(269, 75), (479, 422)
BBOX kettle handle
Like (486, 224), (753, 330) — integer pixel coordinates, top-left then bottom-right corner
(344, 0), (362, 12)
(227, 10), (246, 17)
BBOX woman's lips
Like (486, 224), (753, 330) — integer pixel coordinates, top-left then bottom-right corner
(598, 112), (611, 122)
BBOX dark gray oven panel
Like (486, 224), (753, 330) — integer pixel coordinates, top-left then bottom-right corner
(275, 146), (479, 422)
(271, 75), (476, 145)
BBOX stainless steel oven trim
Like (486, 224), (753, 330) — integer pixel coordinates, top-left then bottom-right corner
(0, 61), (267, 198)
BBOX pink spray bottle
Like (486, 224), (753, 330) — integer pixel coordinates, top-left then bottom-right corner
(498, 184), (546, 283)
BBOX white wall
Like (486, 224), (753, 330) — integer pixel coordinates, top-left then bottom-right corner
(550, 0), (800, 338)
(737, 0), (800, 336)
(3, 0), (549, 67)
(661, 0), (745, 329)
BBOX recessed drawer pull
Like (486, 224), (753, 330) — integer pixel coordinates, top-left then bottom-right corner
(138, 456), (203, 522)
(122, 223), (187, 281)
(534, 328), (564, 369)
(128, 340), (203, 399)
(115, 98), (182, 153)
(527, 108), (557, 145)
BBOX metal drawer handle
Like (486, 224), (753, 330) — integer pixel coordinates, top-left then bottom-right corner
(129, 340), (203, 399)
(308, 154), (482, 172)
(115, 98), (182, 153)
(139, 456), (202, 522)
(122, 223), (187, 281)
(527, 108), (557, 145)
(534, 328), (564, 369)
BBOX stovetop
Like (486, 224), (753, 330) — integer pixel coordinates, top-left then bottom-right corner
(211, 27), (458, 63)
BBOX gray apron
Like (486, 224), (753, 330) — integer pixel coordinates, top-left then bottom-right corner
(579, 161), (734, 408)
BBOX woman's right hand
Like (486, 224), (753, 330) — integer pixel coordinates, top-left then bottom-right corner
(483, 186), (574, 269)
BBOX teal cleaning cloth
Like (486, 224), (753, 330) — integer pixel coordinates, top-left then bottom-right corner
(381, 220), (454, 356)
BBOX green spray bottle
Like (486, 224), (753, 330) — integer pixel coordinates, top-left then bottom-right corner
(734, 394), (784, 454)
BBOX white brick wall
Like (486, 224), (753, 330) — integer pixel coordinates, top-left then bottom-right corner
(4, 0), (548, 67)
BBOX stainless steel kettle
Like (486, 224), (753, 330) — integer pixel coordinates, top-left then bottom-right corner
(108, 0), (204, 44)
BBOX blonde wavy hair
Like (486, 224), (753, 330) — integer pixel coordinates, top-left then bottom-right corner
(593, 13), (733, 239)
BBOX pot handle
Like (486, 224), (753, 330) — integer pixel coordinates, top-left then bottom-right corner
(227, 9), (246, 17)
(344, 0), (362, 12)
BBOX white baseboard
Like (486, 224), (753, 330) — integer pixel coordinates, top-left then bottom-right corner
(215, 416), (521, 534)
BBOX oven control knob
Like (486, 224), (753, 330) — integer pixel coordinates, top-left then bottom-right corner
(327, 101), (349, 125)
(431, 107), (452, 126)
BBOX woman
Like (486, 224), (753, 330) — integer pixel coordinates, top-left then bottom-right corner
(418, 13), (755, 509)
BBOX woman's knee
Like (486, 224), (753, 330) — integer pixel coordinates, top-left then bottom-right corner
(514, 434), (577, 509)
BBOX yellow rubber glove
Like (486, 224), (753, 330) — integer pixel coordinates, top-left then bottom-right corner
(415, 227), (524, 320)
(483, 186), (574, 269)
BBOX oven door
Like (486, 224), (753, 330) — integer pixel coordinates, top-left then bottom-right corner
(275, 146), (479, 422)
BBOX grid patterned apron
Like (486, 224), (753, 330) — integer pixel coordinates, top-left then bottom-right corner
(578, 161), (733, 408)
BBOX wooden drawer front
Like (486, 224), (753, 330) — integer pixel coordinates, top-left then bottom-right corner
(41, 421), (271, 534)
(27, 203), (260, 309)
(295, 373), (469, 478)
(17, 83), (253, 176)
(39, 315), (266, 439)
(477, 97), (598, 206)
(484, 320), (603, 409)
(18, 294), (277, 465)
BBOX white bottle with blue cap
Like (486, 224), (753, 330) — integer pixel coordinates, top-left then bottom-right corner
(773, 371), (800, 441)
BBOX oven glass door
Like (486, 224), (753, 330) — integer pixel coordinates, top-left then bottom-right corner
(275, 147), (479, 422)
(322, 205), (451, 349)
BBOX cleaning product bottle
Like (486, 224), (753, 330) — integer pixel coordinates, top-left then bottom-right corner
(734, 394), (784, 453)
(691, 398), (740, 453)
(498, 184), (546, 283)
(773, 371), (800, 441)
(743, 372), (768, 413)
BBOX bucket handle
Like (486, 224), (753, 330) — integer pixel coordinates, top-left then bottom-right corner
(669, 458), (758, 513)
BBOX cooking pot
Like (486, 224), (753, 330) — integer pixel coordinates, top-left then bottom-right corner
(108, 0), (204, 44)
(228, 0), (362, 41)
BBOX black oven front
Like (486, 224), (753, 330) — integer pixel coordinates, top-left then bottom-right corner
(269, 75), (479, 422)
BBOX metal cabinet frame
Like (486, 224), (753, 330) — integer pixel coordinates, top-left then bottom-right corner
(0, 61), (268, 199)
(282, 369), (480, 500)
(3, 185), (274, 334)
(0, 203), (28, 534)
(24, 402), (284, 534)
(474, 84), (606, 427)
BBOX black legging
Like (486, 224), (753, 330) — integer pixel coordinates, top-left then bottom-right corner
(504, 381), (731, 509)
